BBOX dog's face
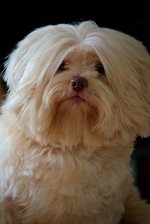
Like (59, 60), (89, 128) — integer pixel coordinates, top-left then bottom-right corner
(2, 21), (150, 148)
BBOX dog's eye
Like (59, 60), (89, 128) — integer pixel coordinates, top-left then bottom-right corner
(95, 64), (105, 74)
(57, 61), (67, 72)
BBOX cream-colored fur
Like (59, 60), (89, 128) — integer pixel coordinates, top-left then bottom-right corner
(0, 20), (150, 224)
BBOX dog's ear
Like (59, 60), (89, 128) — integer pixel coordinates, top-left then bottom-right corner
(2, 26), (55, 92)
(3, 39), (34, 91)
(99, 30), (150, 139)
(125, 45), (150, 138)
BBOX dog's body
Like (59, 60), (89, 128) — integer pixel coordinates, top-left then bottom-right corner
(0, 20), (150, 223)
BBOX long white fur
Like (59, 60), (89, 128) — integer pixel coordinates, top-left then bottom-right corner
(0, 20), (150, 224)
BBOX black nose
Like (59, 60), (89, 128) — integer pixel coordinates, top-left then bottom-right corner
(70, 76), (88, 92)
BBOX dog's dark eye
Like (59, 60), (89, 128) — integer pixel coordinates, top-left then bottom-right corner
(95, 64), (105, 74)
(58, 61), (67, 72)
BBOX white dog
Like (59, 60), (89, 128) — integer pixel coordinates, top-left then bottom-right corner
(0, 20), (150, 224)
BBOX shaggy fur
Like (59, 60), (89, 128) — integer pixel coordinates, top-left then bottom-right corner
(0, 20), (150, 224)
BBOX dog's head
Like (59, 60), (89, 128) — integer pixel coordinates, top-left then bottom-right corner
(2, 21), (150, 148)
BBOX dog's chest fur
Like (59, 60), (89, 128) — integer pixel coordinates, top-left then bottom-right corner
(3, 143), (130, 224)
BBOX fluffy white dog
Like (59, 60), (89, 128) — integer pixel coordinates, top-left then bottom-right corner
(0, 20), (150, 224)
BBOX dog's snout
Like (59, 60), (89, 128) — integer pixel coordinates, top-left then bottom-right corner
(70, 76), (88, 92)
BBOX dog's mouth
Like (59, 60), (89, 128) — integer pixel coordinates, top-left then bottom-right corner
(60, 90), (88, 105)
(70, 95), (86, 103)
(65, 94), (86, 104)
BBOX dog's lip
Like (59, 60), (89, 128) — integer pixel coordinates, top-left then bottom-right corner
(72, 95), (85, 100)
(67, 95), (86, 103)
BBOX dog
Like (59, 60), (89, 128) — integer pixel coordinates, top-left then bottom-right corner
(0, 20), (150, 224)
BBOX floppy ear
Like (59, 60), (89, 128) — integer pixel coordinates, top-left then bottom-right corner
(123, 45), (150, 138)
(3, 43), (44, 91)
(3, 38), (37, 91)
(97, 29), (150, 139)
(3, 26), (56, 92)
(126, 45), (150, 138)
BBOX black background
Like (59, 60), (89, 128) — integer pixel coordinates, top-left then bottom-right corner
(0, 3), (150, 202)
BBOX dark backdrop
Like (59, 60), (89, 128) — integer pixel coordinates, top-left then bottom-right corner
(0, 4), (150, 202)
